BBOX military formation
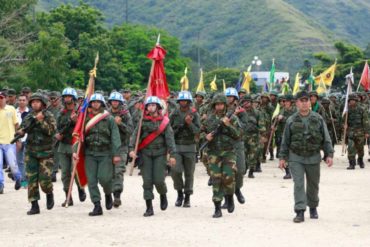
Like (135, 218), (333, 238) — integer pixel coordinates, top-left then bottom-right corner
(1, 85), (370, 222)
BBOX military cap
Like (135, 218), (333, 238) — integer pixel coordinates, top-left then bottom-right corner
(321, 97), (331, 104)
(309, 91), (318, 97)
(260, 93), (270, 100)
(269, 90), (279, 96)
(7, 88), (16, 96)
(21, 87), (31, 93)
(122, 89), (131, 93)
(240, 94), (252, 102)
(195, 91), (206, 98)
(29, 93), (48, 106)
(295, 90), (309, 100)
(285, 94), (294, 101)
(348, 93), (359, 101)
(238, 88), (247, 94)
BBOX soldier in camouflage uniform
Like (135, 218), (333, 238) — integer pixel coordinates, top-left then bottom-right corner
(274, 94), (296, 179)
(170, 91), (200, 208)
(194, 91), (206, 112)
(259, 93), (274, 163)
(279, 90), (334, 223)
(309, 91), (326, 121)
(73, 93), (121, 216)
(48, 91), (62, 182)
(345, 93), (370, 169)
(224, 88), (247, 205)
(108, 92), (133, 208)
(56, 88), (86, 207)
(129, 96), (176, 217)
(321, 97), (338, 147)
(329, 94), (342, 141)
(201, 93), (241, 218)
(241, 95), (265, 179)
(18, 93), (57, 215)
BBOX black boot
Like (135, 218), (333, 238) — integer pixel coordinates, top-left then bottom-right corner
(105, 194), (113, 210)
(309, 208), (319, 219)
(248, 169), (255, 178)
(207, 177), (213, 186)
(227, 195), (235, 213)
(51, 172), (57, 182)
(235, 189), (245, 204)
(347, 159), (356, 170)
(221, 196), (228, 209)
(160, 194), (168, 210)
(358, 157), (365, 168)
(175, 190), (184, 207)
(78, 188), (86, 202)
(89, 201), (103, 216)
(61, 191), (73, 207)
(293, 210), (305, 223)
(255, 162), (262, 172)
(212, 201), (222, 218)
(183, 193), (190, 208)
(113, 191), (122, 208)
(46, 193), (54, 210)
(269, 153), (274, 161)
(27, 201), (40, 215)
(283, 168), (292, 179)
(144, 199), (154, 217)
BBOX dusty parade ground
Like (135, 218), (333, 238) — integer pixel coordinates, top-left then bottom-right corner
(1, 145), (370, 247)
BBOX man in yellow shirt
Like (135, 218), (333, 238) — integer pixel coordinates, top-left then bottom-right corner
(0, 91), (22, 194)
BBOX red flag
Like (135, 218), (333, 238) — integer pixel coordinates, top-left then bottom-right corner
(146, 44), (170, 100)
(71, 66), (96, 187)
(360, 61), (370, 92)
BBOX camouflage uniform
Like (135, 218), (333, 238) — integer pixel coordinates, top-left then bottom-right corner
(280, 92), (334, 221)
(48, 91), (62, 180)
(109, 105), (133, 206)
(346, 94), (370, 169)
(321, 98), (338, 147)
(22, 94), (57, 214)
(201, 94), (241, 217)
(170, 101), (200, 207)
(259, 94), (274, 162)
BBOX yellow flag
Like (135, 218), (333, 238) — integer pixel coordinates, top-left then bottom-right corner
(316, 75), (327, 94)
(241, 66), (252, 94)
(315, 62), (336, 86)
(272, 104), (280, 120)
(180, 67), (189, 91)
(210, 75), (217, 91)
(223, 79), (226, 92)
(196, 68), (205, 93)
(292, 73), (301, 95)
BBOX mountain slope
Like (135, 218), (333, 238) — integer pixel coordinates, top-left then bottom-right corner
(37, 0), (369, 72)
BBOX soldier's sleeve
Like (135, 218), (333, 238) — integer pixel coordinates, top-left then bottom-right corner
(38, 112), (56, 136)
(321, 117), (334, 157)
(129, 124), (140, 153)
(237, 111), (248, 130)
(164, 124), (177, 157)
(224, 115), (241, 140)
(279, 117), (292, 161)
(257, 111), (267, 133)
(169, 111), (181, 135)
(110, 116), (122, 156)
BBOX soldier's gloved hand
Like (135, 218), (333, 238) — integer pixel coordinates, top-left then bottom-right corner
(279, 159), (286, 170)
(169, 157), (176, 167)
(185, 115), (193, 125)
(129, 151), (137, 159)
(325, 157), (333, 167)
(113, 156), (121, 165)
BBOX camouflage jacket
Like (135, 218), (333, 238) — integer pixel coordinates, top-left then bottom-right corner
(22, 110), (56, 154)
(276, 106), (296, 136)
(347, 105), (370, 135)
(56, 107), (77, 145)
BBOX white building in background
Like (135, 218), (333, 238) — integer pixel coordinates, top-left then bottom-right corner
(251, 71), (290, 86)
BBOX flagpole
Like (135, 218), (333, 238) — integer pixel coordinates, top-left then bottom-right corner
(341, 112), (348, 156)
(66, 53), (99, 207)
(129, 35), (160, 176)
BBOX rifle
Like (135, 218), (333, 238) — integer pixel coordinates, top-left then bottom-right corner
(199, 110), (234, 153)
(11, 106), (52, 144)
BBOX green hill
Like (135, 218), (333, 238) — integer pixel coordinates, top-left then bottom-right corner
(37, 0), (370, 73)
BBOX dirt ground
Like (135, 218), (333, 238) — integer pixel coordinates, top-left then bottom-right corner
(1, 145), (370, 247)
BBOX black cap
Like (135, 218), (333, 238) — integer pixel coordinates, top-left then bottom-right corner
(295, 90), (309, 100)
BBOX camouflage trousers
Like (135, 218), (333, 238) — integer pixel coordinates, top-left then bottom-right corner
(25, 152), (53, 202)
(112, 146), (128, 193)
(207, 150), (237, 202)
(244, 133), (259, 170)
(234, 141), (246, 189)
(347, 131), (365, 160)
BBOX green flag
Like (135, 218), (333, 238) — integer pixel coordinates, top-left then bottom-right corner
(269, 59), (275, 91)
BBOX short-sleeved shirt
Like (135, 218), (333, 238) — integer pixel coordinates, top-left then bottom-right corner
(0, 105), (19, 144)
